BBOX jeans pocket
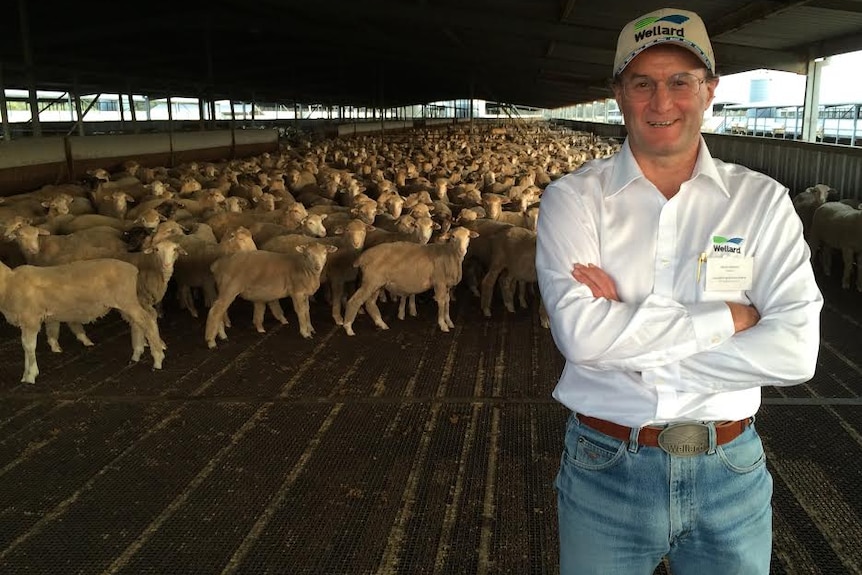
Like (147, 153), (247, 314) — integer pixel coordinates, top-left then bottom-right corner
(717, 426), (767, 474)
(562, 421), (626, 471)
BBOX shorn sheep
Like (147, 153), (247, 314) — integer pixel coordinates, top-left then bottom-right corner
(0, 258), (166, 383)
(204, 242), (337, 346)
(342, 226), (478, 335)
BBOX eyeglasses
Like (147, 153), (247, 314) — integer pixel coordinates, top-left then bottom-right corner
(620, 72), (707, 102)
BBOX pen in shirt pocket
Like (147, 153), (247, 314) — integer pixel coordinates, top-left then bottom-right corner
(696, 252), (707, 284)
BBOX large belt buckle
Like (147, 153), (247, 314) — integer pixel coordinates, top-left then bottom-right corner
(657, 422), (710, 457)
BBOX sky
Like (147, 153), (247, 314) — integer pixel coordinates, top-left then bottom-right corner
(714, 50), (862, 105)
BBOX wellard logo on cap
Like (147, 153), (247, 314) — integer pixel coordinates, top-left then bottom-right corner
(613, 8), (715, 77)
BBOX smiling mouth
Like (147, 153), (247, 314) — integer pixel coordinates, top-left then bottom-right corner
(648, 120), (675, 127)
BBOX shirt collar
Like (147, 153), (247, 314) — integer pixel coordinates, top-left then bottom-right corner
(606, 136), (730, 199)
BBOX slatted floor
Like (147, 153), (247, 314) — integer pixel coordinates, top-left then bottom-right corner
(0, 271), (860, 574)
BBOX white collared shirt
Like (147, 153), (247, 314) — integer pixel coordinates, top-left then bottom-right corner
(535, 137), (823, 427)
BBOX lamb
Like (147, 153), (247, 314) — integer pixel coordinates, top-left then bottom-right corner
(341, 226), (478, 335)
(261, 218), (373, 325)
(0, 258), (166, 383)
(204, 242), (337, 346)
(808, 201), (862, 290)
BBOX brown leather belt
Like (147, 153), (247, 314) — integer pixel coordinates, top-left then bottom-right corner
(577, 413), (752, 453)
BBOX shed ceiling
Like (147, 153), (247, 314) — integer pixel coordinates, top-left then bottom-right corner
(3, 0), (862, 110)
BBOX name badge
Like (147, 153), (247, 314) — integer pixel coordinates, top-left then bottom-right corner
(705, 257), (754, 291)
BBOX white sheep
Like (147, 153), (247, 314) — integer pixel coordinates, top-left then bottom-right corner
(793, 184), (832, 243)
(478, 226), (548, 327)
(809, 201), (862, 290)
(172, 226), (258, 318)
(341, 226), (477, 335)
(6, 223), (130, 267)
(205, 241), (337, 346)
(261, 218), (373, 325)
(0, 258), (166, 383)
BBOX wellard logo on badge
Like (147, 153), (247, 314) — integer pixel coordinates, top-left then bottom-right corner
(704, 235), (754, 291)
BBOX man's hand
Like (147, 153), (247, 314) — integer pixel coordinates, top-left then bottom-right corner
(572, 263), (620, 301)
(726, 301), (760, 333)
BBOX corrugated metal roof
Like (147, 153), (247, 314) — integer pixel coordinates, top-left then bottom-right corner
(2, 0), (862, 110)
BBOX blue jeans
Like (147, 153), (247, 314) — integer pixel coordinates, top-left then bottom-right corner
(556, 413), (773, 575)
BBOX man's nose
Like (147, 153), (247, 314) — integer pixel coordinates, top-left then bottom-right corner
(649, 82), (675, 110)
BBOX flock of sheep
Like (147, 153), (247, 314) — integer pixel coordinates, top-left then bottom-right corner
(0, 123), (621, 383)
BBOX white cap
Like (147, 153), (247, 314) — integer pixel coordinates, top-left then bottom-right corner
(613, 8), (715, 77)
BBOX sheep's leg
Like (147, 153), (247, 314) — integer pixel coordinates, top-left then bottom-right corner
(408, 294), (417, 317)
(203, 278), (218, 308)
(124, 314), (146, 362)
(538, 297), (550, 329)
(178, 284), (199, 318)
(480, 265), (504, 317)
(433, 285), (452, 332)
(518, 281), (529, 309)
(397, 296), (407, 320)
(121, 305), (165, 368)
(464, 259), (482, 297)
(291, 295), (315, 339)
(840, 248), (855, 289)
(330, 280), (345, 325)
(364, 289), (389, 331)
(343, 283), (380, 335)
(499, 275), (517, 313)
(252, 302), (268, 333)
(20, 324), (40, 384)
(206, 293), (238, 348)
(821, 247), (833, 277)
(68, 322), (95, 347)
(268, 300), (289, 325)
(45, 321), (63, 353)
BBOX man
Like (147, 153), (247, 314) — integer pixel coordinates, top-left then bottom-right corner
(535, 7), (823, 575)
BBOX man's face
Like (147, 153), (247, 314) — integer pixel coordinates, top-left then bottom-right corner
(613, 45), (718, 161)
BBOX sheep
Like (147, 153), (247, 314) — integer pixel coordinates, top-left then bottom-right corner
(246, 213), (328, 246)
(40, 213), (136, 235)
(204, 242), (337, 346)
(172, 225), (258, 318)
(204, 203), (308, 241)
(0, 258), (166, 383)
(261, 218), (373, 325)
(6, 223), (130, 267)
(478, 226), (548, 327)
(455, 214), (516, 297)
(90, 185), (136, 219)
(793, 184), (832, 243)
(116, 239), (187, 317)
(809, 201), (862, 290)
(341, 226), (478, 335)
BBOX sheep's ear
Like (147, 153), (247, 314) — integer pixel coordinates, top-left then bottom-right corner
(295, 244), (307, 253)
(38, 228), (50, 236)
(327, 245), (338, 253)
(334, 227), (344, 235)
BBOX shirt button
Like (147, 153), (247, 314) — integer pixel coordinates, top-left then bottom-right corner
(711, 336), (721, 344)
(661, 259), (670, 268)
